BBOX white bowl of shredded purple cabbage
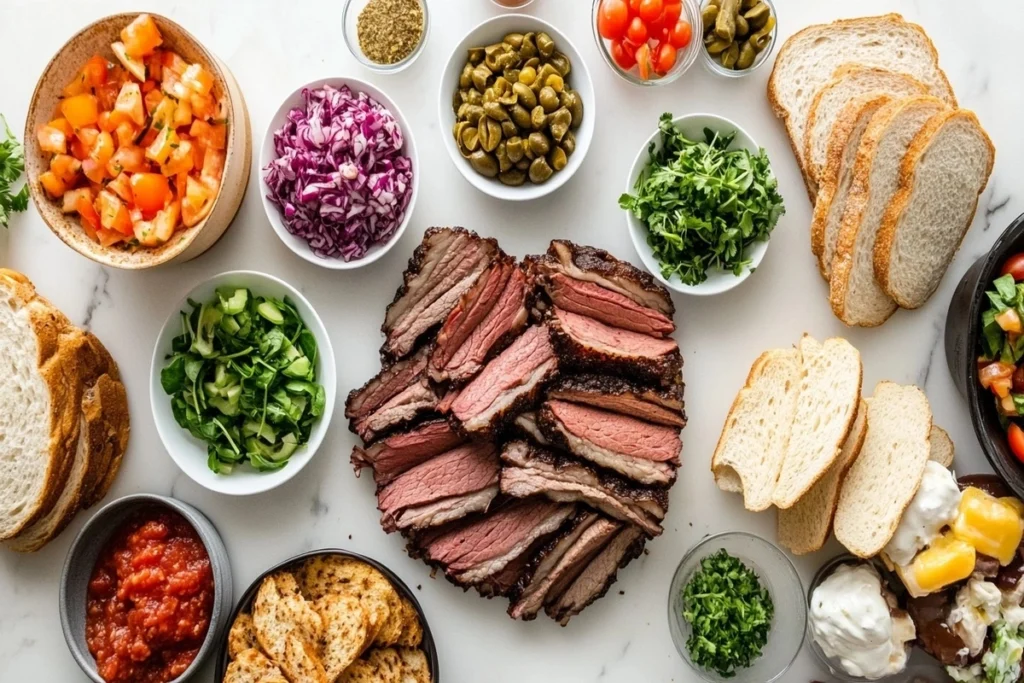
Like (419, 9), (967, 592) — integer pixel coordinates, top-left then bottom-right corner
(260, 79), (418, 268)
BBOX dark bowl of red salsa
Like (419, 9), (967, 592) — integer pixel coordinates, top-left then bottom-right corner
(60, 494), (232, 683)
(946, 211), (1024, 499)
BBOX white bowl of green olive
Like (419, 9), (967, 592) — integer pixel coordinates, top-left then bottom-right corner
(439, 14), (595, 201)
(700, 0), (777, 77)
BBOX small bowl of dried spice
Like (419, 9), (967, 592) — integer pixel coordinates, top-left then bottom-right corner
(343, 0), (429, 73)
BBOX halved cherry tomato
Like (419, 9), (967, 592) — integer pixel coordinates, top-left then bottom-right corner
(1010, 423), (1024, 463)
(598, 0), (630, 40)
(625, 17), (648, 45)
(636, 43), (653, 80)
(638, 0), (663, 23)
(130, 173), (171, 215)
(83, 55), (109, 88)
(659, 2), (682, 30)
(1002, 253), (1024, 282)
(120, 14), (163, 58)
(668, 19), (692, 48)
(610, 39), (637, 70)
(654, 42), (678, 74)
(628, 0), (642, 13)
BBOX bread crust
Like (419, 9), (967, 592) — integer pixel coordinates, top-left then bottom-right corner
(829, 96), (947, 326)
(767, 13), (957, 201)
(873, 109), (995, 308)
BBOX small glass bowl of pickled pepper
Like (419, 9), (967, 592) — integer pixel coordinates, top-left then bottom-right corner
(700, 0), (777, 78)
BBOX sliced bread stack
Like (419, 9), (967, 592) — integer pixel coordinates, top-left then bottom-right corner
(769, 14), (995, 326)
(0, 269), (129, 552)
(712, 337), (953, 555)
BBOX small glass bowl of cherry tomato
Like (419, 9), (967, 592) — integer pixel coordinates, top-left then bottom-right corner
(699, 0), (778, 78)
(593, 0), (701, 86)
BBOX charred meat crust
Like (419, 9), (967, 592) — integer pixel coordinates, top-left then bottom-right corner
(505, 509), (597, 606)
(548, 374), (687, 427)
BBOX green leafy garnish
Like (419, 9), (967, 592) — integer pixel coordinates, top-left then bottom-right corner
(980, 273), (1024, 362)
(620, 113), (785, 285)
(682, 549), (773, 678)
(0, 114), (30, 229)
(162, 287), (326, 474)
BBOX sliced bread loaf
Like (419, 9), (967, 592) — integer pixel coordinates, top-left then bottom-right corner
(874, 109), (995, 309)
(777, 399), (867, 555)
(829, 96), (948, 327)
(804, 66), (929, 188)
(768, 14), (956, 194)
(772, 336), (862, 509)
(811, 95), (893, 280)
(929, 425), (954, 468)
(711, 348), (801, 512)
(833, 382), (932, 557)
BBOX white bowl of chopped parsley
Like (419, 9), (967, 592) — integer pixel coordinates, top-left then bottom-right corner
(669, 531), (805, 682)
(150, 270), (336, 495)
(622, 113), (785, 296)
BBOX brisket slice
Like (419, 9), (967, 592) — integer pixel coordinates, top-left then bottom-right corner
(548, 374), (686, 428)
(377, 442), (500, 532)
(382, 227), (499, 360)
(351, 419), (465, 485)
(500, 440), (667, 536)
(526, 240), (674, 317)
(430, 258), (529, 384)
(450, 325), (558, 434)
(346, 346), (430, 421)
(538, 401), (680, 486)
(506, 510), (597, 603)
(421, 499), (574, 585)
(542, 272), (675, 337)
(513, 412), (549, 445)
(548, 307), (681, 386)
(475, 534), (547, 599)
(346, 347), (439, 442)
(546, 526), (646, 626)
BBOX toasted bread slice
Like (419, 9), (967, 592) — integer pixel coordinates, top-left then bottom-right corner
(711, 348), (801, 511)
(228, 612), (259, 660)
(283, 635), (328, 683)
(296, 555), (397, 646)
(225, 648), (288, 683)
(834, 382), (932, 557)
(767, 14), (956, 196)
(338, 660), (378, 683)
(829, 96), (948, 326)
(317, 593), (370, 681)
(397, 648), (431, 683)
(811, 95), (893, 280)
(874, 109), (995, 309)
(393, 597), (423, 648)
(365, 648), (405, 683)
(772, 336), (862, 509)
(803, 66), (928, 186)
(929, 425), (954, 468)
(777, 399), (867, 555)
(253, 573), (326, 683)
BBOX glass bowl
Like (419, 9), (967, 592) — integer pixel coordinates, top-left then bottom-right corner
(668, 531), (806, 683)
(491, 0), (537, 7)
(342, 0), (429, 73)
(592, 0), (702, 86)
(699, 0), (778, 78)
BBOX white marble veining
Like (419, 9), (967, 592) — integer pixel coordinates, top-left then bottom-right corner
(1, 0), (1021, 681)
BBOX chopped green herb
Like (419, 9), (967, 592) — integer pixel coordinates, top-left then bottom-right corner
(682, 549), (773, 678)
(620, 113), (785, 285)
(0, 114), (29, 229)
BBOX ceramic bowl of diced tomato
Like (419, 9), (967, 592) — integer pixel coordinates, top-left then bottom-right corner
(25, 13), (252, 269)
(592, 0), (700, 85)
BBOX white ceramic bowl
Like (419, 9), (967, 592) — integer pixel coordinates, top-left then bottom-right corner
(150, 271), (336, 495)
(625, 113), (772, 296)
(259, 78), (419, 269)
(439, 14), (595, 201)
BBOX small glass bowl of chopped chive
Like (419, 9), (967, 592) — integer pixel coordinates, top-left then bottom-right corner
(342, 0), (429, 73)
(668, 531), (806, 682)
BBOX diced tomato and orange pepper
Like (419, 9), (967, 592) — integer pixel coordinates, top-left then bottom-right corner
(37, 14), (226, 248)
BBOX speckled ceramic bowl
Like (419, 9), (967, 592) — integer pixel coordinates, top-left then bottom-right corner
(25, 13), (252, 269)
(59, 493), (232, 683)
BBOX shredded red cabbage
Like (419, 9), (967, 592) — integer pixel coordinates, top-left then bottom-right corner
(263, 84), (413, 261)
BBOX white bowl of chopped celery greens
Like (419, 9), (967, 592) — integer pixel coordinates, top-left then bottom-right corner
(150, 271), (336, 495)
(623, 112), (785, 296)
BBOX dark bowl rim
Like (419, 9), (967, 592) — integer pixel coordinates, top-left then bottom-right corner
(964, 213), (1024, 495)
(213, 548), (440, 682)
(59, 492), (231, 683)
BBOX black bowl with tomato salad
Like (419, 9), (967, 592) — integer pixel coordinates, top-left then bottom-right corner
(60, 493), (232, 683)
(946, 211), (1024, 498)
(214, 548), (439, 682)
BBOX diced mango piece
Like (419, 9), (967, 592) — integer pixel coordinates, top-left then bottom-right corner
(953, 487), (1024, 565)
(899, 532), (976, 597)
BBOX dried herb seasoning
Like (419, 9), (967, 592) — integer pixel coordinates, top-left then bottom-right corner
(357, 0), (424, 65)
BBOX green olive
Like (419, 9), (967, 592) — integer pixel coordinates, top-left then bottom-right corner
(513, 82), (537, 109)
(471, 65), (491, 92)
(467, 89), (483, 106)
(483, 101), (510, 122)
(503, 67), (521, 83)
(510, 104), (532, 129)
(496, 141), (512, 172)
(561, 131), (576, 157)
(494, 51), (517, 71)
(548, 107), (572, 143)
(515, 158), (530, 171)
(498, 168), (527, 186)
(720, 42), (740, 68)
(549, 52), (572, 77)
(736, 41), (757, 69)
(528, 157), (553, 184)
(506, 136), (525, 163)
(744, 2), (769, 29)
(701, 5), (719, 30)
(548, 146), (568, 172)
(528, 131), (550, 156)
(520, 33), (537, 60)
(705, 37), (731, 55)
(519, 66), (537, 86)
(501, 120), (517, 138)
(460, 125), (480, 155)
(462, 104), (485, 125)
(715, 0), (739, 41)
(735, 14), (749, 37)
(453, 90), (464, 114)
(545, 74), (564, 93)
(530, 106), (548, 130)
(504, 33), (525, 49)
(467, 47), (485, 64)
(459, 63), (474, 89)
(478, 116), (503, 153)
(562, 90), (584, 129)
(536, 64), (559, 87)
(740, 0), (757, 9)
(468, 150), (499, 178)
(523, 56), (540, 71)
(536, 32), (555, 58)
(749, 15), (775, 51)
(539, 86), (559, 113)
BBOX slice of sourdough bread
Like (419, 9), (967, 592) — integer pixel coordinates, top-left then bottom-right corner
(777, 399), (867, 555)
(874, 109), (995, 309)
(811, 95), (893, 280)
(767, 14), (956, 196)
(772, 336), (862, 509)
(711, 348), (801, 512)
(829, 96), (948, 327)
(803, 66), (929, 187)
(834, 382), (932, 557)
(0, 269), (82, 540)
(929, 425), (954, 468)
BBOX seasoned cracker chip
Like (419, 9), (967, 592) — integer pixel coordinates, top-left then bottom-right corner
(317, 593), (370, 680)
(228, 612), (259, 659)
(398, 647), (431, 683)
(224, 648), (285, 683)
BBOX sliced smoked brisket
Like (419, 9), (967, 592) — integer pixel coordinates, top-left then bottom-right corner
(500, 440), (667, 535)
(381, 227), (499, 360)
(547, 374), (686, 428)
(548, 307), (681, 386)
(450, 324), (558, 434)
(538, 400), (681, 486)
(539, 272), (674, 337)
(377, 442), (500, 532)
(345, 347), (438, 442)
(351, 419), (465, 485)
(513, 411), (549, 445)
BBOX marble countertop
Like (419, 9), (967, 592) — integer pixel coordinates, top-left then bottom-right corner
(1, 0), (1019, 681)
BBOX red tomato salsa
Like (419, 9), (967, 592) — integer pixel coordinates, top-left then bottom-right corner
(85, 508), (214, 683)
